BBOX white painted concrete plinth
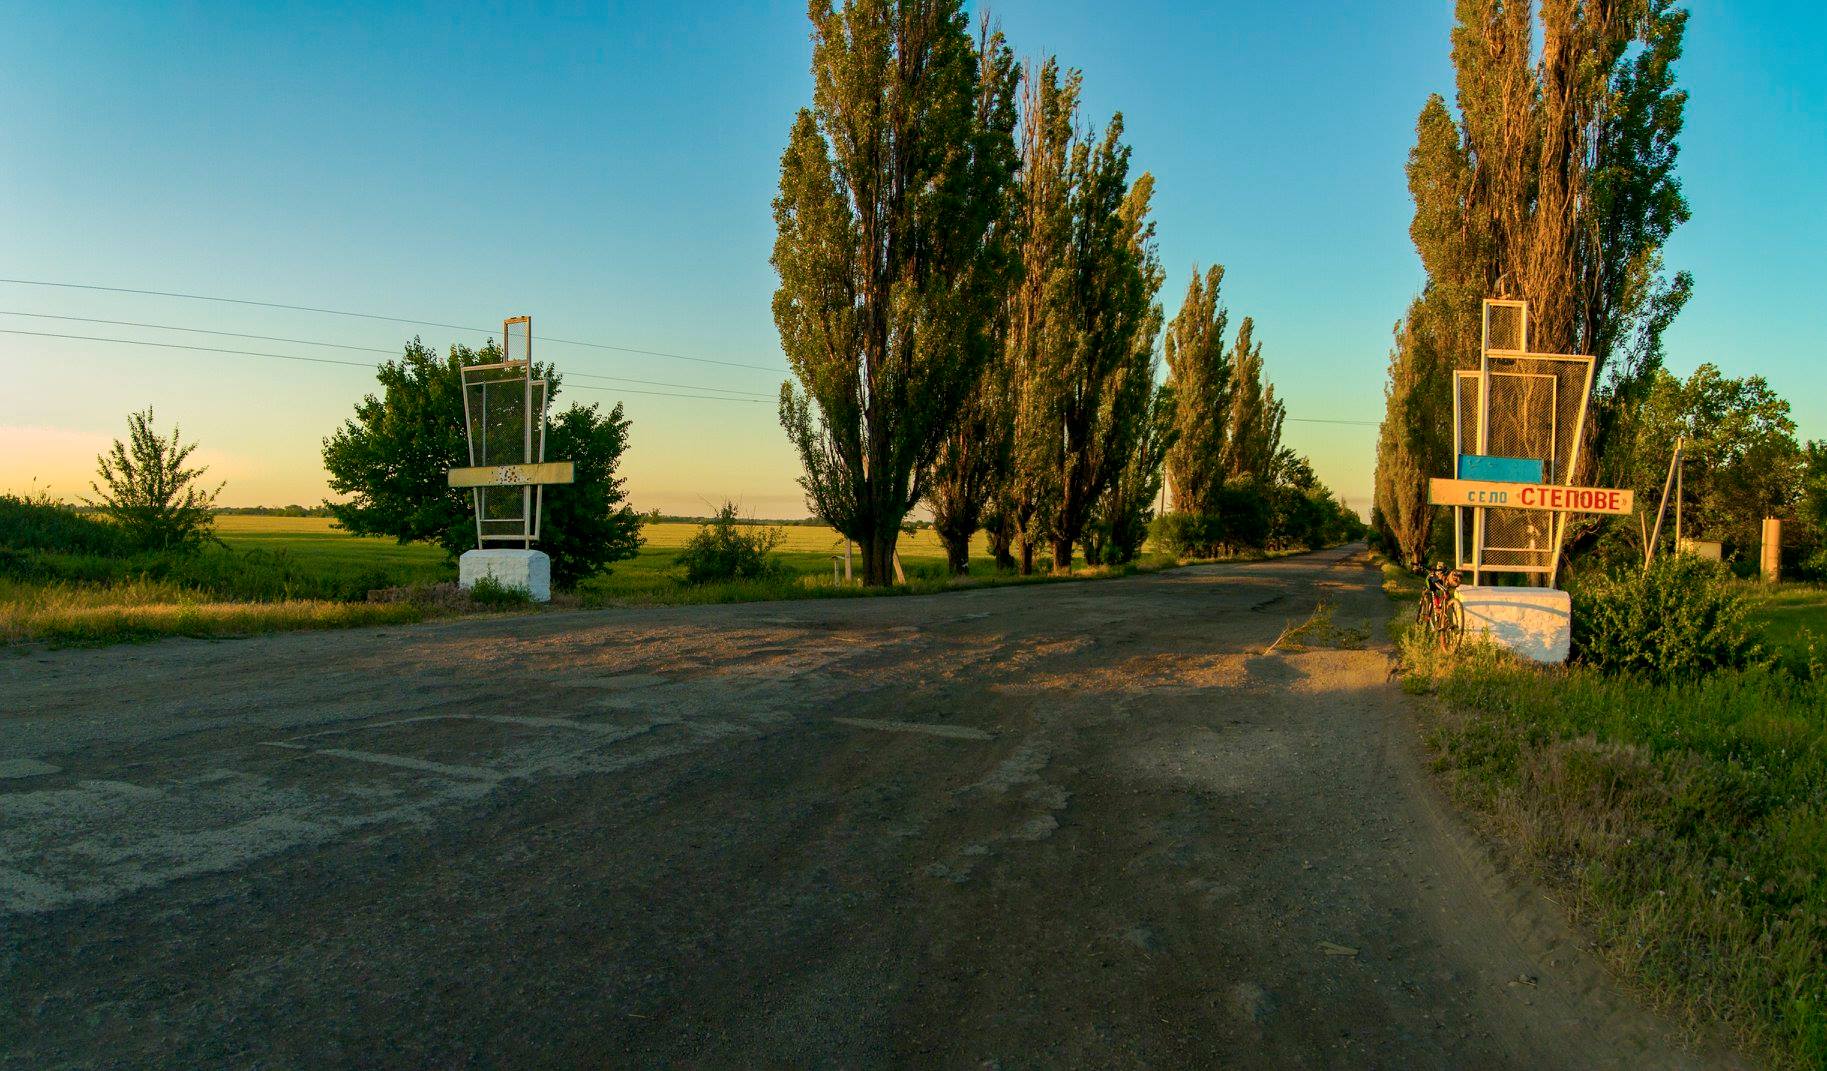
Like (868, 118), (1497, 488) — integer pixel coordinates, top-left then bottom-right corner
(1457, 585), (1570, 664)
(459, 549), (551, 603)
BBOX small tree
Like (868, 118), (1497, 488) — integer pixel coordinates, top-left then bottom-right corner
(674, 503), (786, 585)
(87, 408), (221, 551)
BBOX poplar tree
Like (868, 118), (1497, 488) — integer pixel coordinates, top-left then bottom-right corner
(922, 19), (1025, 577)
(1220, 318), (1283, 485)
(1000, 58), (1079, 575)
(1372, 299), (1453, 565)
(772, 0), (1020, 585)
(1043, 121), (1163, 571)
(1085, 380), (1176, 565)
(1163, 264), (1234, 516)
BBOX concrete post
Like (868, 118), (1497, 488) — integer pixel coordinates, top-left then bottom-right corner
(1762, 517), (1782, 583)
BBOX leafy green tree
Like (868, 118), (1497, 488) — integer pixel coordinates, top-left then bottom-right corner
(541, 403), (644, 588)
(323, 340), (472, 555)
(1373, 299), (1454, 566)
(1220, 318), (1282, 485)
(86, 408), (221, 551)
(1000, 58), (1080, 575)
(322, 339), (642, 588)
(1614, 363), (1802, 559)
(772, 0), (1020, 586)
(926, 348), (1013, 576)
(1042, 119), (1163, 570)
(1084, 380), (1175, 565)
(1163, 264), (1233, 516)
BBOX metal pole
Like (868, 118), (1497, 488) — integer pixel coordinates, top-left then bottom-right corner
(1674, 450), (1683, 551)
(1646, 436), (1681, 572)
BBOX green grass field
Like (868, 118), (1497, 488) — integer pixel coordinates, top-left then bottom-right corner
(2, 515), (1159, 646)
(208, 516), (1026, 600)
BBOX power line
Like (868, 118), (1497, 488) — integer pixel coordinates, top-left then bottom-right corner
(0, 277), (786, 374)
(0, 328), (768, 403)
(0, 310), (772, 398)
(0, 281), (1383, 425)
(1284, 416), (1380, 428)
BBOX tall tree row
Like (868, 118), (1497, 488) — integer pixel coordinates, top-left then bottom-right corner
(772, 0), (1020, 585)
(1163, 266), (1233, 516)
(1374, 0), (1692, 566)
(774, 1), (1351, 580)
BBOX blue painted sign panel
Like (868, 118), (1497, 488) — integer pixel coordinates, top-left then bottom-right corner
(1458, 454), (1544, 484)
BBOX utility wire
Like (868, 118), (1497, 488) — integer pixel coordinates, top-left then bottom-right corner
(0, 328), (768, 403)
(0, 312), (774, 397)
(1283, 416), (1380, 428)
(0, 281), (1381, 425)
(0, 277), (785, 373)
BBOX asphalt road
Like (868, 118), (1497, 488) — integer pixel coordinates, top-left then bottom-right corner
(0, 547), (1737, 1068)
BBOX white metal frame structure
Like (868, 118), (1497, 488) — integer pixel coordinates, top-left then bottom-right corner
(1457, 299), (1597, 587)
(455, 316), (567, 550)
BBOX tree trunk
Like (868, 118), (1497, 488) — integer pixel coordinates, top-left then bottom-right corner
(943, 535), (970, 577)
(989, 521), (1015, 572)
(937, 521), (973, 577)
(864, 528), (899, 587)
(1052, 536), (1073, 572)
(1018, 536), (1035, 576)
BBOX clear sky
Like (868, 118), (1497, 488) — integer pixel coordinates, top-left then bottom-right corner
(1, 2), (1821, 516)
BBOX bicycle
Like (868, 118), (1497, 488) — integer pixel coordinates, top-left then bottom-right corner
(1414, 564), (1465, 653)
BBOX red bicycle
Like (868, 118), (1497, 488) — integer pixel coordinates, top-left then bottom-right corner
(1415, 563), (1465, 653)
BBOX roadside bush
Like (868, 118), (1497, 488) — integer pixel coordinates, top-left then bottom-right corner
(1149, 511), (1220, 558)
(467, 575), (533, 608)
(1571, 554), (1762, 680)
(674, 503), (787, 585)
(0, 492), (130, 556)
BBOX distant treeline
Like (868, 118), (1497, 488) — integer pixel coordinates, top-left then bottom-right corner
(215, 505), (338, 517)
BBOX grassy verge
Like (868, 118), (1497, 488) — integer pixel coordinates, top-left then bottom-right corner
(0, 578), (429, 646)
(3, 513), (1344, 647)
(1385, 565), (1827, 1068)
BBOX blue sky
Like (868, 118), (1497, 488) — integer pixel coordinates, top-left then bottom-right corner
(1, 2), (1821, 514)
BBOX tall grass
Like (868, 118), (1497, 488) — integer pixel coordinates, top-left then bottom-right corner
(0, 577), (426, 646)
(1403, 631), (1827, 1068)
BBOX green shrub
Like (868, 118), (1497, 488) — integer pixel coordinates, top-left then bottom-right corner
(1149, 511), (1220, 558)
(674, 503), (787, 585)
(1571, 555), (1763, 680)
(467, 575), (533, 608)
(0, 492), (130, 555)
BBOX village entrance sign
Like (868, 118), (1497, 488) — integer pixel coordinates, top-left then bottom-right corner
(446, 315), (573, 602)
(1425, 298), (1634, 662)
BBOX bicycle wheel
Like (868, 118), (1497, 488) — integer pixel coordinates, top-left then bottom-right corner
(1437, 599), (1464, 653)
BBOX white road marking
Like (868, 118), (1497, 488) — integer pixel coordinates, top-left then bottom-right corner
(310, 748), (505, 781)
(831, 717), (992, 741)
(262, 742), (501, 781)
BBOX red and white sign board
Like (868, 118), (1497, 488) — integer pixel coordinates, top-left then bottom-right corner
(1429, 479), (1633, 516)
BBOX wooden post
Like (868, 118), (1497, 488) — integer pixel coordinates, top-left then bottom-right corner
(1762, 518), (1782, 583)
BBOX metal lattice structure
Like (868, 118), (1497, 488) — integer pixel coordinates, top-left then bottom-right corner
(1454, 300), (1597, 585)
(458, 316), (555, 548)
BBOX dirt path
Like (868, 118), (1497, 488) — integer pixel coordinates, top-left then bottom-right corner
(0, 547), (1742, 1068)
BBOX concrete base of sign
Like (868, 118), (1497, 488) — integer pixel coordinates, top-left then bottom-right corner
(459, 548), (551, 603)
(1456, 585), (1570, 664)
